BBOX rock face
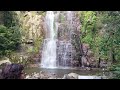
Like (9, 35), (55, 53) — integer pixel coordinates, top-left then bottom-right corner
(16, 11), (44, 42)
(99, 61), (110, 68)
(12, 11), (45, 64)
(54, 11), (83, 67)
(81, 56), (89, 67)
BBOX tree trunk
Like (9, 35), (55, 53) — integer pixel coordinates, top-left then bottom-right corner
(112, 49), (116, 63)
(98, 57), (101, 68)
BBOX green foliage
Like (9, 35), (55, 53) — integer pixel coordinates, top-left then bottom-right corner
(26, 36), (43, 55)
(0, 11), (22, 58)
(0, 25), (21, 57)
(4, 11), (19, 27)
(33, 37), (43, 54)
(80, 11), (97, 47)
(82, 34), (93, 45)
(8, 52), (32, 67)
(109, 63), (120, 79)
(60, 14), (65, 22)
(70, 11), (120, 77)
(100, 11), (120, 62)
(80, 11), (120, 63)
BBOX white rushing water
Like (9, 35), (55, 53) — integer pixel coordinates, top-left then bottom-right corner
(67, 11), (73, 25)
(41, 11), (75, 69)
(41, 11), (57, 68)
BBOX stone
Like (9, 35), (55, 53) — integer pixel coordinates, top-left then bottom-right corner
(67, 73), (79, 79)
(62, 74), (70, 79)
(57, 78), (62, 79)
(48, 77), (56, 79)
(33, 73), (40, 78)
(100, 62), (108, 68)
(25, 75), (31, 79)
(0, 69), (2, 73)
(85, 67), (91, 71)
(81, 56), (89, 67)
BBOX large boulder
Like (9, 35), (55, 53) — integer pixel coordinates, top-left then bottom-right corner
(62, 73), (79, 79)
(68, 73), (79, 79)
(82, 43), (90, 54)
(62, 74), (71, 79)
(81, 56), (90, 67)
(100, 61), (108, 68)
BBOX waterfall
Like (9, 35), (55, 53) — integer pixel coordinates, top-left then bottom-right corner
(41, 11), (80, 69)
(41, 11), (57, 68)
(67, 11), (73, 25)
(58, 11), (73, 68)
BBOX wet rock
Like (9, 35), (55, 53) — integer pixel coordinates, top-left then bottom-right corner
(48, 77), (56, 79)
(67, 73), (79, 79)
(57, 78), (62, 79)
(82, 43), (90, 54)
(101, 76), (107, 79)
(33, 73), (40, 78)
(62, 73), (79, 79)
(87, 51), (93, 56)
(25, 74), (35, 79)
(52, 73), (56, 75)
(62, 74), (70, 79)
(100, 62), (108, 68)
(81, 56), (89, 67)
(85, 67), (91, 71)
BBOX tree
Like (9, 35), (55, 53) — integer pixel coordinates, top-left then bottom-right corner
(79, 11), (120, 66)
(0, 11), (21, 57)
(101, 11), (120, 63)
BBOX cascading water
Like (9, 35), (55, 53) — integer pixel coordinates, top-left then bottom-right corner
(41, 11), (57, 68)
(41, 11), (81, 69)
(57, 11), (73, 68)
(67, 11), (73, 24)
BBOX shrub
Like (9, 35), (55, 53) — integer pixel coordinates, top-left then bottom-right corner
(0, 25), (21, 57)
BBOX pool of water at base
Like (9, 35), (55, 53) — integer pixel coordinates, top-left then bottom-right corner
(24, 67), (111, 78)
